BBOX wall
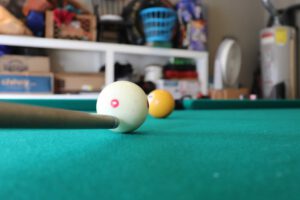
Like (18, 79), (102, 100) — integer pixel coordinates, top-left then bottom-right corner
(169, 0), (265, 87)
(204, 0), (265, 87)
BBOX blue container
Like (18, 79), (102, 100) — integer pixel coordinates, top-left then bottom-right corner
(0, 74), (53, 93)
(140, 7), (177, 43)
(26, 11), (45, 37)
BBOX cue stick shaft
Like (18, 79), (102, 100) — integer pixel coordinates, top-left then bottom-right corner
(0, 102), (119, 129)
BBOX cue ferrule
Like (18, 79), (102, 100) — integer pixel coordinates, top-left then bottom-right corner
(0, 102), (119, 129)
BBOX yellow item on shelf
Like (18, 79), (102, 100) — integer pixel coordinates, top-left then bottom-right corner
(0, 6), (32, 36)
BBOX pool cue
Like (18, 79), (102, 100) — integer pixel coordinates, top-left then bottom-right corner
(0, 102), (119, 129)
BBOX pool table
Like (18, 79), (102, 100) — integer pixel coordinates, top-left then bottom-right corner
(0, 99), (300, 200)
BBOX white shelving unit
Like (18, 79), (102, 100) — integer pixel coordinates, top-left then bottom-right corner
(0, 35), (209, 98)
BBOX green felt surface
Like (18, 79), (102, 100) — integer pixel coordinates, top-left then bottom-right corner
(183, 99), (300, 109)
(1, 108), (300, 200)
(3, 99), (300, 112)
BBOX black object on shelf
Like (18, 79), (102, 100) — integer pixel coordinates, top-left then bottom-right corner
(136, 79), (156, 94)
(99, 20), (124, 43)
(0, 45), (12, 56)
(270, 82), (286, 99)
(11, 47), (47, 56)
(251, 67), (262, 99)
(100, 62), (133, 80)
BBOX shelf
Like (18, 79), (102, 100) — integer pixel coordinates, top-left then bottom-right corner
(0, 94), (98, 100)
(0, 35), (207, 59)
(0, 35), (209, 95)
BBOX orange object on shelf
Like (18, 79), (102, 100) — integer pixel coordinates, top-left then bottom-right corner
(210, 88), (249, 99)
(22, 0), (52, 16)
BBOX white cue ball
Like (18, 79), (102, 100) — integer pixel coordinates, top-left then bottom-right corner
(96, 81), (148, 133)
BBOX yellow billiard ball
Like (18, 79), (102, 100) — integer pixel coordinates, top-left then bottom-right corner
(147, 89), (175, 118)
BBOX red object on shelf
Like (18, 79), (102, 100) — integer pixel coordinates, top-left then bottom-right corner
(164, 70), (198, 79)
(53, 9), (76, 27)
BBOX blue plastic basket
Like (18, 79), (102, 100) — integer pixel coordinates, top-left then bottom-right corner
(140, 7), (177, 43)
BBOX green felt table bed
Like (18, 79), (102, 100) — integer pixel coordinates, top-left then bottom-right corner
(0, 99), (300, 200)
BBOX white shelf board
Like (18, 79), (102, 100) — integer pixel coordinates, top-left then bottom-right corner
(0, 35), (207, 59)
(0, 94), (98, 100)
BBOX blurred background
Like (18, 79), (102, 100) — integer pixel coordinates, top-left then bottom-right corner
(0, 0), (299, 100)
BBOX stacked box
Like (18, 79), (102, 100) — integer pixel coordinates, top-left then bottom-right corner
(54, 73), (105, 93)
(0, 73), (53, 94)
(0, 55), (53, 94)
(0, 55), (50, 72)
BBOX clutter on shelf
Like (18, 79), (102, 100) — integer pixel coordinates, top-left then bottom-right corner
(0, 0), (208, 50)
(0, 0), (209, 97)
(137, 57), (202, 99)
(176, 0), (207, 51)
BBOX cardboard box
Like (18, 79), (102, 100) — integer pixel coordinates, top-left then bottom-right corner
(210, 88), (249, 99)
(156, 79), (201, 99)
(0, 55), (50, 72)
(46, 11), (97, 41)
(54, 73), (105, 93)
(0, 72), (53, 94)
